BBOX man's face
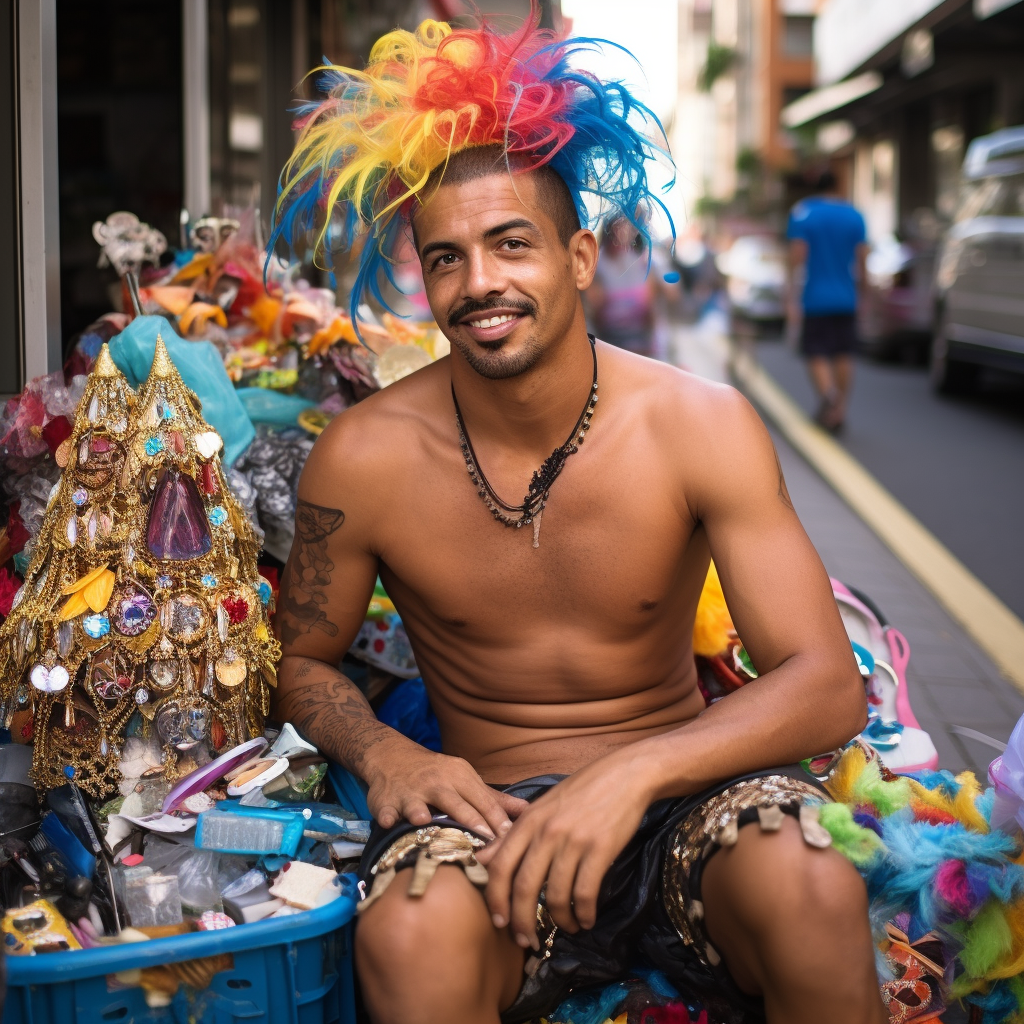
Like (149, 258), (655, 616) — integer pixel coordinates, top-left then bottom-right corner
(412, 171), (594, 380)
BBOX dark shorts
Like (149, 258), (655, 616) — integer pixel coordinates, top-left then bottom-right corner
(800, 313), (857, 358)
(358, 767), (831, 1024)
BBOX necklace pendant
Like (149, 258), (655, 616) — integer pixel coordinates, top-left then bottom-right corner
(532, 510), (543, 549)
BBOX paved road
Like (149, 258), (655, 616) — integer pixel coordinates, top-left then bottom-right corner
(753, 339), (1024, 621)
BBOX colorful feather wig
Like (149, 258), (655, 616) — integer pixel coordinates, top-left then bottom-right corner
(270, 3), (674, 326)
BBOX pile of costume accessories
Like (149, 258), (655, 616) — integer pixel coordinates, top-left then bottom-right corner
(0, 340), (376, 1005)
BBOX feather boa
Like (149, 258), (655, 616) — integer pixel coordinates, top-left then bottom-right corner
(821, 746), (1024, 1023)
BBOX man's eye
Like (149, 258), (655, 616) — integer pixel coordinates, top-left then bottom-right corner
(433, 253), (458, 269)
(504, 239), (525, 250)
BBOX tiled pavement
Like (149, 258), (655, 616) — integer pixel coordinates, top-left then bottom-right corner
(769, 417), (1024, 777)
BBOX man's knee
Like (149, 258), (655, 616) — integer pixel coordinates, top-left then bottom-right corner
(703, 815), (868, 938)
(356, 864), (491, 979)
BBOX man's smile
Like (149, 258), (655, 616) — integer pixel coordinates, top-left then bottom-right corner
(456, 308), (530, 344)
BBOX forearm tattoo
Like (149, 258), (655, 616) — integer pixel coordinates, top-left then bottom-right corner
(279, 500), (346, 645)
(278, 659), (394, 774)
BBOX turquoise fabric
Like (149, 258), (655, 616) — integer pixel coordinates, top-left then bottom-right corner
(109, 315), (255, 466)
(236, 387), (315, 427)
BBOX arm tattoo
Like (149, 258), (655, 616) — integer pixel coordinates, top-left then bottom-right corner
(279, 500), (345, 645)
(772, 445), (795, 511)
(277, 658), (394, 775)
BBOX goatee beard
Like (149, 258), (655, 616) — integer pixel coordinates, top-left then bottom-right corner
(451, 333), (544, 380)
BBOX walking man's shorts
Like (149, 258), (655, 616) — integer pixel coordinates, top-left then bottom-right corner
(800, 313), (857, 357)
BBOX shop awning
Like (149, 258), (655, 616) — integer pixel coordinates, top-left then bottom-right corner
(780, 71), (883, 128)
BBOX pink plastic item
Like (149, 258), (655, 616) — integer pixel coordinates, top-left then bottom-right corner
(162, 736), (268, 813)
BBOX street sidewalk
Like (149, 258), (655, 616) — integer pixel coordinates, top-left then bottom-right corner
(669, 317), (1024, 777)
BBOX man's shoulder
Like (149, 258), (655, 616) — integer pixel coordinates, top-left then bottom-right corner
(604, 345), (750, 436)
(301, 358), (449, 484)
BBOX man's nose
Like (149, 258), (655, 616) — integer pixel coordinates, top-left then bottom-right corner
(462, 249), (507, 299)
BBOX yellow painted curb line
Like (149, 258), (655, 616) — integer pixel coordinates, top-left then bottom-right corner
(731, 348), (1024, 696)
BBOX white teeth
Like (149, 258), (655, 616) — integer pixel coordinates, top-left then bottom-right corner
(468, 314), (516, 328)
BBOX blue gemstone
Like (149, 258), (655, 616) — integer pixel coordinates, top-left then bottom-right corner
(257, 580), (271, 605)
(123, 604), (146, 626)
(145, 437), (164, 456)
(162, 405), (176, 420)
(72, 488), (88, 507)
(156, 574), (173, 588)
(208, 506), (227, 526)
(83, 614), (111, 639)
(63, 765), (75, 779)
(202, 574), (217, 588)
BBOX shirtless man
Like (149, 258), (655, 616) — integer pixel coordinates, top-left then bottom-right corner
(271, 15), (884, 1024)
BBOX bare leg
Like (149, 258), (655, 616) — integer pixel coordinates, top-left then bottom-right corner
(832, 355), (854, 424)
(702, 817), (886, 1024)
(356, 865), (525, 1024)
(806, 357), (836, 411)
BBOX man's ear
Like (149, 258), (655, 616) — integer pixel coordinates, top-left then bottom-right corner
(571, 229), (599, 291)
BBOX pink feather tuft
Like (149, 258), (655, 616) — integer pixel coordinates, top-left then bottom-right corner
(934, 859), (986, 918)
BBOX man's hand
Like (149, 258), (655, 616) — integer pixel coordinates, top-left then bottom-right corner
(476, 751), (651, 949)
(365, 736), (528, 840)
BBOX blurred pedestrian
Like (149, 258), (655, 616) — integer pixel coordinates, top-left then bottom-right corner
(786, 171), (868, 432)
(586, 216), (658, 357)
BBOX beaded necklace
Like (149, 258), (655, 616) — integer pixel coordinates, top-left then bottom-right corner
(452, 336), (598, 548)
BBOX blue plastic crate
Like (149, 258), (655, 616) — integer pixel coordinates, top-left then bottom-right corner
(2, 894), (357, 1024)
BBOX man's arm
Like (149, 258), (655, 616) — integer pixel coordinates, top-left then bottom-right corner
(787, 237), (808, 324)
(479, 386), (866, 946)
(273, 415), (525, 836)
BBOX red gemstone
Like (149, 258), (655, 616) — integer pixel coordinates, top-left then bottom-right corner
(170, 432), (186, 454)
(91, 437), (112, 453)
(222, 595), (249, 624)
(373, 638), (386, 653)
(146, 469), (213, 560)
(201, 462), (219, 495)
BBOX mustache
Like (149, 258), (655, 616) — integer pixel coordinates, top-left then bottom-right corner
(447, 298), (536, 329)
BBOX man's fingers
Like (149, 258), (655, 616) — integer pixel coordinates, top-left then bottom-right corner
(376, 804), (400, 829)
(434, 792), (497, 840)
(471, 790), (518, 839)
(571, 851), (608, 931)
(543, 845), (581, 933)
(494, 791), (529, 823)
(401, 799), (433, 826)
(482, 824), (534, 929)
(508, 846), (550, 950)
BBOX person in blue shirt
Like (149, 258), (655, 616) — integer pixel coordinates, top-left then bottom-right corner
(787, 171), (868, 432)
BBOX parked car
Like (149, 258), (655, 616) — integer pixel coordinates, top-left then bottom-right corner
(859, 234), (935, 362)
(931, 125), (1024, 392)
(715, 235), (786, 323)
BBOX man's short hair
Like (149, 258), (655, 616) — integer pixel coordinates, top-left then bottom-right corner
(418, 144), (582, 248)
(812, 170), (838, 193)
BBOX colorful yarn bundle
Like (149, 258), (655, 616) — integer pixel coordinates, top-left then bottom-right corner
(821, 744), (1024, 1022)
(270, 2), (673, 324)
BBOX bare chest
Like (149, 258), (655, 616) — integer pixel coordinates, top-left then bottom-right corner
(372, 429), (700, 637)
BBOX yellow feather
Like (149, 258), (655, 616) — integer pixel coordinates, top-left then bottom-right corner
(83, 569), (115, 613)
(59, 590), (91, 621)
(62, 563), (110, 595)
(692, 561), (735, 657)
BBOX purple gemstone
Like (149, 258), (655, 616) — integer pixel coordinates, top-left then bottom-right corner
(115, 591), (156, 636)
(146, 469), (213, 561)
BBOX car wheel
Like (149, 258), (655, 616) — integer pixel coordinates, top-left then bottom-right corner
(930, 314), (979, 395)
